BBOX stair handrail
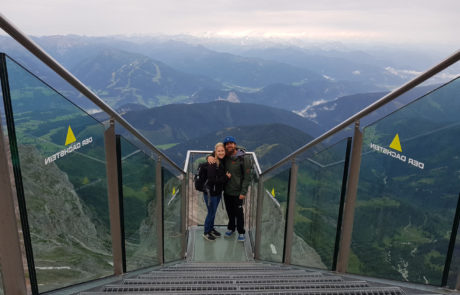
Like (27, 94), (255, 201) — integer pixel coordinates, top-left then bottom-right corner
(262, 49), (460, 176)
(0, 13), (184, 174)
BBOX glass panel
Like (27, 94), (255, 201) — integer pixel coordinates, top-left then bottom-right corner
(163, 166), (183, 263)
(259, 163), (290, 262)
(5, 56), (112, 292)
(292, 139), (349, 270)
(119, 136), (159, 271)
(350, 77), (460, 285)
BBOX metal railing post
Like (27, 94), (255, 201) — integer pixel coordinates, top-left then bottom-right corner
(0, 112), (27, 295)
(254, 176), (264, 260)
(456, 273), (460, 290)
(0, 52), (38, 294)
(186, 171), (192, 228)
(104, 118), (123, 275)
(441, 193), (460, 287)
(180, 174), (187, 258)
(332, 137), (353, 270)
(156, 157), (164, 264)
(245, 182), (252, 235)
(336, 121), (363, 273)
(283, 159), (298, 265)
(115, 135), (127, 273)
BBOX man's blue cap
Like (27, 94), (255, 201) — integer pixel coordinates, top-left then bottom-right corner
(223, 136), (236, 144)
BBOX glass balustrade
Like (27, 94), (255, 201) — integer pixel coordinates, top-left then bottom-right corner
(1, 45), (459, 294)
(3, 55), (113, 292)
(163, 165), (183, 263)
(259, 163), (290, 262)
(291, 138), (350, 270)
(350, 77), (460, 286)
(118, 136), (160, 271)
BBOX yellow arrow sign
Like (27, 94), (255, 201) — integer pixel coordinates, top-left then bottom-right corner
(65, 125), (76, 146)
(271, 188), (275, 197)
(389, 133), (402, 152)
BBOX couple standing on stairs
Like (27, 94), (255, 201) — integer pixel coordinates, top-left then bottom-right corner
(202, 136), (251, 243)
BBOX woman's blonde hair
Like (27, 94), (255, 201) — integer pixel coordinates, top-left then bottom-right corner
(214, 142), (224, 166)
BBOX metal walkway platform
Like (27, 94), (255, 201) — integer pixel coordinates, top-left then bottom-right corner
(186, 226), (254, 263)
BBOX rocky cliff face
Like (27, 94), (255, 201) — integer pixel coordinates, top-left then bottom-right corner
(126, 197), (160, 269)
(18, 145), (113, 291)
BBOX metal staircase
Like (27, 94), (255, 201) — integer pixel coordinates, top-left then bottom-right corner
(79, 262), (407, 294)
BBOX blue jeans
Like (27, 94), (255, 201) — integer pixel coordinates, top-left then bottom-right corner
(203, 193), (221, 233)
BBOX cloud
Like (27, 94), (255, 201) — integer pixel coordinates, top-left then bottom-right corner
(385, 66), (459, 83)
(1, 0), (459, 47)
(385, 67), (422, 78)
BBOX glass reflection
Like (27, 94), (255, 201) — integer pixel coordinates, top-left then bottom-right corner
(163, 167), (183, 262)
(5, 56), (113, 292)
(259, 164), (290, 263)
(119, 136), (159, 271)
(292, 139), (349, 270)
(350, 78), (460, 285)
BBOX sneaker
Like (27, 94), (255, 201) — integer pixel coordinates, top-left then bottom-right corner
(203, 233), (216, 241)
(210, 229), (221, 237)
(237, 234), (245, 242)
(224, 230), (234, 238)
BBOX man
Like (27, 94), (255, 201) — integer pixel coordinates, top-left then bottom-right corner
(208, 136), (251, 242)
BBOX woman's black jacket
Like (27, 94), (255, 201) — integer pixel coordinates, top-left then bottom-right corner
(205, 162), (227, 196)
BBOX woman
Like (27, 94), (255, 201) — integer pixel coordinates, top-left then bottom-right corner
(203, 142), (231, 241)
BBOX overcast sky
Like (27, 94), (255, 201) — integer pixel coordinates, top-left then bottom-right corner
(1, 0), (459, 49)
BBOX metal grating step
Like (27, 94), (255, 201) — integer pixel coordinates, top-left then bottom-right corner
(141, 270), (315, 278)
(82, 286), (406, 295)
(102, 284), (238, 292)
(171, 262), (270, 267)
(103, 281), (369, 292)
(158, 266), (294, 272)
(138, 271), (324, 280)
(240, 287), (408, 295)
(239, 281), (370, 291)
(122, 276), (344, 285)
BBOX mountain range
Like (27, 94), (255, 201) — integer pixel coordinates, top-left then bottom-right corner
(166, 123), (315, 169)
(300, 84), (442, 133)
(71, 48), (221, 107)
(120, 101), (320, 146)
(2, 34), (445, 113)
